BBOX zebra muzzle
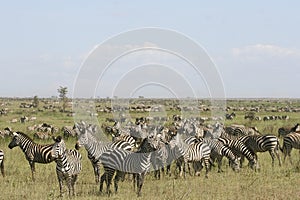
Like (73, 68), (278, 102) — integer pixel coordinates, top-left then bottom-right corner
(75, 142), (81, 150)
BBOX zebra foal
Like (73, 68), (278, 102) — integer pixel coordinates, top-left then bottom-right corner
(8, 131), (55, 181)
(51, 136), (82, 197)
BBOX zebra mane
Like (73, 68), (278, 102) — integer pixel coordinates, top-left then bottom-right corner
(15, 131), (34, 142)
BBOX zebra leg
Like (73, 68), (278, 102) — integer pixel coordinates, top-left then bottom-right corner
(57, 174), (63, 197)
(166, 164), (171, 177)
(217, 157), (223, 173)
(29, 161), (35, 181)
(183, 162), (187, 179)
(71, 174), (78, 196)
(67, 177), (72, 197)
(275, 148), (282, 167)
(203, 158), (210, 178)
(240, 156), (245, 168)
(132, 173), (136, 192)
(92, 160), (101, 184)
(114, 171), (123, 194)
(161, 166), (165, 177)
(99, 172), (106, 194)
(106, 170), (113, 196)
(136, 172), (145, 197)
(282, 147), (287, 164)
(1, 158), (4, 177)
(269, 150), (276, 167)
(287, 148), (293, 165)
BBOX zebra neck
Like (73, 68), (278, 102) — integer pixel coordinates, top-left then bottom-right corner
(55, 153), (70, 172)
(19, 138), (36, 153)
(84, 135), (107, 155)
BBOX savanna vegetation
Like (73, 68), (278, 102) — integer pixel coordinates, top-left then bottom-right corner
(0, 97), (300, 200)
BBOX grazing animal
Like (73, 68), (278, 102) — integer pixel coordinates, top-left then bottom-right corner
(278, 124), (300, 138)
(239, 134), (281, 167)
(8, 132), (55, 181)
(181, 141), (211, 178)
(51, 136), (82, 197)
(225, 125), (260, 137)
(281, 132), (300, 164)
(218, 137), (258, 170)
(62, 125), (77, 138)
(99, 135), (159, 197)
(74, 121), (132, 184)
(198, 138), (240, 173)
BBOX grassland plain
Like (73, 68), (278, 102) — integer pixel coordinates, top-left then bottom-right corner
(0, 98), (300, 200)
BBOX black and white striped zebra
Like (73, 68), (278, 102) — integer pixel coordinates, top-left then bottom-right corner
(8, 131), (55, 181)
(281, 132), (300, 164)
(74, 121), (132, 184)
(99, 135), (159, 197)
(51, 136), (82, 197)
(239, 134), (281, 167)
(181, 141), (211, 178)
(62, 125), (77, 138)
(218, 137), (258, 170)
(150, 132), (186, 179)
(112, 131), (136, 149)
(225, 125), (260, 137)
(198, 138), (240, 173)
(0, 149), (4, 177)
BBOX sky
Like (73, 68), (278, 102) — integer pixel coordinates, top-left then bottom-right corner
(0, 0), (299, 98)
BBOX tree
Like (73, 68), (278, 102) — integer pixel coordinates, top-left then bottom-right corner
(57, 86), (68, 112)
(32, 95), (39, 108)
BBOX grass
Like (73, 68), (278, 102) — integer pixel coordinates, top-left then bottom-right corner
(0, 98), (300, 199)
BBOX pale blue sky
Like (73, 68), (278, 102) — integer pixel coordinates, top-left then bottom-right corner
(0, 0), (299, 98)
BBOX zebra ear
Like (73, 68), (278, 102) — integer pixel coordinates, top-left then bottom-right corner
(12, 132), (18, 136)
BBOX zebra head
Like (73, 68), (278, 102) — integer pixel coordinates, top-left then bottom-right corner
(74, 121), (89, 150)
(51, 136), (66, 159)
(8, 132), (22, 149)
(248, 158), (259, 171)
(230, 157), (241, 172)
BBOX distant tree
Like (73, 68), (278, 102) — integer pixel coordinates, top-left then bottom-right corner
(32, 95), (39, 108)
(57, 86), (68, 112)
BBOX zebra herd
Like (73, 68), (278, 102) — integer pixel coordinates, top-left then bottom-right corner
(2, 120), (300, 197)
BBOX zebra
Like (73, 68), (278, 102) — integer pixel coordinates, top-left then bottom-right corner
(99, 135), (159, 197)
(180, 141), (211, 178)
(225, 125), (260, 137)
(198, 138), (240, 173)
(238, 134), (281, 167)
(218, 137), (258, 170)
(225, 112), (236, 120)
(8, 131), (55, 181)
(112, 131), (136, 149)
(51, 136), (82, 197)
(278, 123), (300, 138)
(150, 132), (185, 179)
(74, 121), (132, 184)
(62, 125), (77, 138)
(281, 132), (300, 164)
(0, 149), (4, 177)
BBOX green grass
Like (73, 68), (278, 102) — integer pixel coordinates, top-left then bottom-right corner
(0, 98), (300, 199)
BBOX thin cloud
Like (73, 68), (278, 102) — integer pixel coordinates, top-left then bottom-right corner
(232, 44), (300, 61)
